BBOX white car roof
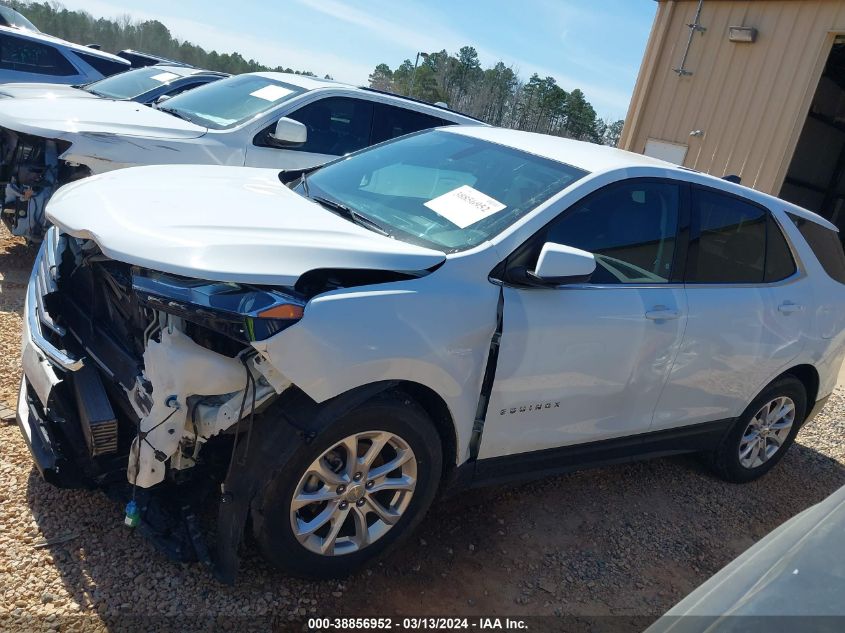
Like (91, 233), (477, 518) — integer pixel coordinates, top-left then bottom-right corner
(0, 24), (129, 65)
(443, 125), (674, 173)
(250, 71), (346, 90)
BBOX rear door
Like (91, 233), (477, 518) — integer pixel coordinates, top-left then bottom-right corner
(652, 186), (810, 430)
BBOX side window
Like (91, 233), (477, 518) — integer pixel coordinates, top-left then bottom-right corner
(286, 97), (374, 156)
(164, 80), (206, 98)
(687, 189), (767, 283)
(788, 212), (845, 284)
(75, 52), (127, 77)
(0, 35), (76, 76)
(765, 215), (797, 282)
(371, 103), (453, 144)
(544, 180), (680, 284)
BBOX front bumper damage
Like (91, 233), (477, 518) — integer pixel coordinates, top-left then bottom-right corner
(16, 228), (309, 580)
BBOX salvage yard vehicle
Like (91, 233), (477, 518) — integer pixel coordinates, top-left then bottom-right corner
(17, 126), (845, 581)
(0, 63), (228, 104)
(0, 71), (480, 241)
(0, 24), (129, 85)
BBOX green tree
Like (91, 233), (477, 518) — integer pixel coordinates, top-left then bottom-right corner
(368, 63), (393, 91)
(364, 46), (608, 145)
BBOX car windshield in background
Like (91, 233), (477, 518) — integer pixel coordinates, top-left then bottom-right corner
(156, 74), (305, 129)
(301, 130), (588, 252)
(0, 6), (38, 31)
(85, 66), (183, 99)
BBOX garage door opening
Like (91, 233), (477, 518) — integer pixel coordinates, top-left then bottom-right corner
(780, 37), (845, 233)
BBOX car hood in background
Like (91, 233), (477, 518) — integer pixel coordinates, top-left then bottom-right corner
(647, 483), (845, 632)
(0, 97), (206, 139)
(0, 82), (98, 100)
(46, 165), (446, 286)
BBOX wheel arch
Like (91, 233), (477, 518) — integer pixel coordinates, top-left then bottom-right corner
(392, 381), (460, 480)
(781, 363), (820, 412)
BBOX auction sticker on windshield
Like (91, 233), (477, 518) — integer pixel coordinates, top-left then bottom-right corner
(250, 85), (294, 101)
(150, 72), (179, 82)
(424, 185), (506, 228)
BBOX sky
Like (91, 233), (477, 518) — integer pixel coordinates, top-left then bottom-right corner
(58, 0), (657, 120)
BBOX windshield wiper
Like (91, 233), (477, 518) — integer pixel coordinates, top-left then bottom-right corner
(157, 106), (194, 123)
(310, 195), (389, 237)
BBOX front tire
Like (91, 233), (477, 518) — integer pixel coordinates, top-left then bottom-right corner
(709, 376), (806, 483)
(251, 392), (442, 578)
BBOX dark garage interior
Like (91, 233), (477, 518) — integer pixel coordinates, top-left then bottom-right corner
(781, 37), (845, 235)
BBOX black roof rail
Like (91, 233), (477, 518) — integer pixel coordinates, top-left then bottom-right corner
(357, 87), (484, 123)
(722, 174), (742, 184)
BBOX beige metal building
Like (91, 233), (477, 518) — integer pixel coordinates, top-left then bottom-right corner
(621, 0), (845, 231)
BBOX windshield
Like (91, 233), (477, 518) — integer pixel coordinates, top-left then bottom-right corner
(85, 66), (183, 99)
(300, 130), (588, 252)
(156, 74), (305, 129)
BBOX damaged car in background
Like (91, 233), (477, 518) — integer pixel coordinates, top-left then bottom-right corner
(0, 71), (479, 242)
(18, 127), (845, 581)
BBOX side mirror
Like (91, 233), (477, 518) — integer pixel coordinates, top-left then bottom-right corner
(268, 117), (307, 146)
(529, 242), (596, 285)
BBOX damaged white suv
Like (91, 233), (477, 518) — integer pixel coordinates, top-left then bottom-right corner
(18, 126), (845, 581)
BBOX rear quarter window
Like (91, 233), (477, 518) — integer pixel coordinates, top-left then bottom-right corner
(787, 212), (845, 284)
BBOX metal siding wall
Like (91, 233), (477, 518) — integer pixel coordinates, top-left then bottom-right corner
(623, 0), (845, 195)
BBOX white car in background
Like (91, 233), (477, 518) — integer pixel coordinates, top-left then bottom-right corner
(17, 127), (845, 581)
(0, 71), (480, 241)
(0, 24), (129, 84)
(0, 64), (227, 104)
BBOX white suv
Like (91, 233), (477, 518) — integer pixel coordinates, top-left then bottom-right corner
(0, 71), (480, 241)
(18, 126), (845, 581)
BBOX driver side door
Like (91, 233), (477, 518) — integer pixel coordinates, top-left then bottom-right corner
(480, 178), (689, 460)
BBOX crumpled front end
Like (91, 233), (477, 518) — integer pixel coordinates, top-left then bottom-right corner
(0, 129), (90, 242)
(17, 227), (300, 491)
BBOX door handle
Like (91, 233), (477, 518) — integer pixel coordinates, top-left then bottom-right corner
(645, 307), (681, 321)
(778, 301), (804, 315)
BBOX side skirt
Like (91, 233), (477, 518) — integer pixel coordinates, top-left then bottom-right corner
(448, 418), (734, 492)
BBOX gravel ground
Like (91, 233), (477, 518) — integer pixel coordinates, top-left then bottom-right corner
(1, 224), (844, 631)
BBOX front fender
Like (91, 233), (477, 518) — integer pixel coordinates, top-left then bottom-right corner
(253, 274), (500, 462)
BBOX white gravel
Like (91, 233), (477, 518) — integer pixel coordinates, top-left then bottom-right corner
(1, 225), (844, 629)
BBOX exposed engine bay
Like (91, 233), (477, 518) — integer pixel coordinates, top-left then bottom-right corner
(0, 130), (90, 241)
(42, 233), (309, 489)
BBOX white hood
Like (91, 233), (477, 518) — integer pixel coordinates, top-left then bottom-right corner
(0, 97), (206, 140)
(0, 82), (98, 100)
(46, 165), (446, 286)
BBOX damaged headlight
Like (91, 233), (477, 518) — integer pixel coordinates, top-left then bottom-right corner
(132, 272), (304, 342)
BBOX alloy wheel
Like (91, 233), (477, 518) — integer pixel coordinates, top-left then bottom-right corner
(290, 430), (417, 556)
(738, 396), (796, 469)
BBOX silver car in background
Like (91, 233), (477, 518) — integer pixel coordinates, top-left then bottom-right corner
(0, 24), (129, 84)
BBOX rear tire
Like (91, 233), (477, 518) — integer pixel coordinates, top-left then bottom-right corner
(251, 391), (442, 579)
(709, 376), (806, 483)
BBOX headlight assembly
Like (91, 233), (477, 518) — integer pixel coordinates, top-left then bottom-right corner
(132, 271), (304, 342)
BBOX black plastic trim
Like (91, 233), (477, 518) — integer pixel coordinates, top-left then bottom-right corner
(455, 418), (734, 490)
